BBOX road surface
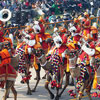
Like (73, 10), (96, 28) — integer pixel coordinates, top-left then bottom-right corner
(0, 68), (100, 100)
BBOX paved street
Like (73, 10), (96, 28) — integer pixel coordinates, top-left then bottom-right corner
(0, 68), (100, 100)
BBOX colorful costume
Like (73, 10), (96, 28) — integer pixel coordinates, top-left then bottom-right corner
(47, 34), (68, 72)
(74, 18), (81, 44)
(34, 22), (52, 52)
(16, 42), (26, 74)
(68, 26), (81, 50)
(0, 25), (16, 87)
(59, 26), (67, 44)
(91, 23), (98, 41)
(82, 13), (91, 40)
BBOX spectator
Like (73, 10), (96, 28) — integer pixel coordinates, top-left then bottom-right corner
(11, 2), (17, 11)
(51, 1), (60, 15)
(2, 0), (7, 8)
(90, 5), (95, 15)
(28, 14), (33, 23)
(97, 7), (100, 25)
(63, 9), (72, 21)
(48, 13), (56, 23)
(41, 1), (49, 12)
(8, 4), (13, 11)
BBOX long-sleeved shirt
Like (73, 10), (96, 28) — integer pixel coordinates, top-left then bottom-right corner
(97, 8), (100, 17)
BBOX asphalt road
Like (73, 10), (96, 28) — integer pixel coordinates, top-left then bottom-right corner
(0, 68), (100, 100)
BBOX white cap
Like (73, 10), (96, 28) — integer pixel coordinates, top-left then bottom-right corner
(32, 24), (41, 34)
(90, 1), (93, 6)
(34, 21), (39, 25)
(92, 22), (97, 28)
(69, 26), (76, 32)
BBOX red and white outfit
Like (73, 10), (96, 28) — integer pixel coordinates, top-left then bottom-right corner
(33, 21), (52, 51)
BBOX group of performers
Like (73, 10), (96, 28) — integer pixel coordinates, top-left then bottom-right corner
(0, 9), (100, 99)
(15, 10), (100, 89)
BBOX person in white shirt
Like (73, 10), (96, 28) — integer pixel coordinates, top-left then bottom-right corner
(41, 1), (49, 12)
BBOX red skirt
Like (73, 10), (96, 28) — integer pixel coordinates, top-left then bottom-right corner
(0, 64), (17, 81)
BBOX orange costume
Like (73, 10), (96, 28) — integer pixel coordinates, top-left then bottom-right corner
(82, 13), (91, 40)
(68, 25), (81, 50)
(47, 33), (69, 72)
(35, 22), (52, 51)
(59, 26), (67, 44)
(74, 19), (81, 44)
(91, 23), (98, 41)
(0, 29), (16, 88)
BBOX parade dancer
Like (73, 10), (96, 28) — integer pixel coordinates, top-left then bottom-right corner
(82, 12), (91, 40)
(0, 20), (17, 87)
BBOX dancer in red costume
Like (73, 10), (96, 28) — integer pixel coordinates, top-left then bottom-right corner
(73, 18), (81, 44)
(47, 34), (67, 68)
(82, 12), (91, 40)
(91, 22), (98, 42)
(0, 21), (17, 88)
(33, 21), (52, 53)
(68, 25), (81, 50)
(58, 26), (68, 44)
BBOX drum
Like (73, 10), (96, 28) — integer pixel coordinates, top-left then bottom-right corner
(0, 49), (11, 67)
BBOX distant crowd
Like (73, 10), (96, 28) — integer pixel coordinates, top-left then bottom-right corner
(0, 0), (100, 26)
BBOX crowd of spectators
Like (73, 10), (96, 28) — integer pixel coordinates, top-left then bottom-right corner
(0, 0), (100, 26)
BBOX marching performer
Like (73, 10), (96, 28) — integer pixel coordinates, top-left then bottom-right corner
(33, 20), (52, 53)
(91, 22), (98, 42)
(68, 25), (81, 50)
(82, 12), (91, 40)
(58, 26), (68, 44)
(0, 20), (17, 88)
(47, 33), (68, 70)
